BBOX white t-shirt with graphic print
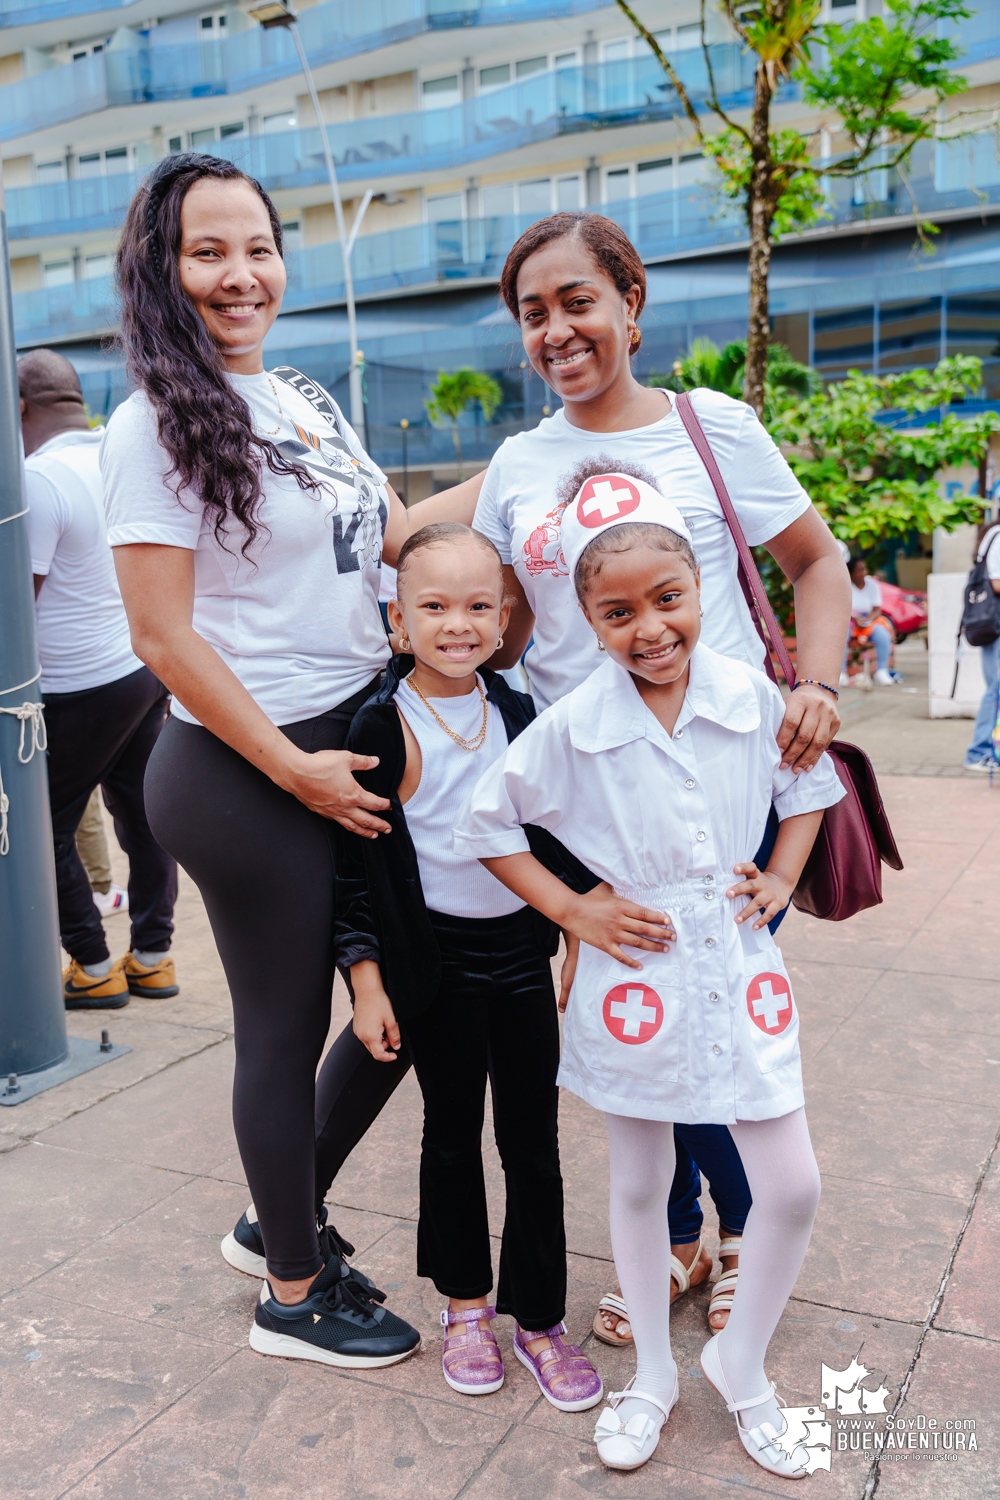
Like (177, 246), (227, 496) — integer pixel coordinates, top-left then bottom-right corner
(473, 388), (813, 712)
(101, 370), (391, 727)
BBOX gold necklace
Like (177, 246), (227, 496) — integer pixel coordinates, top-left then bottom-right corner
(257, 373), (283, 436)
(408, 675), (489, 752)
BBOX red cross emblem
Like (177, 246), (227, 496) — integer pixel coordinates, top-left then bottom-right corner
(603, 982), (663, 1045)
(577, 475), (641, 529)
(746, 972), (794, 1035)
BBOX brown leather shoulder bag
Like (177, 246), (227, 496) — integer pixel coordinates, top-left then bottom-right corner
(675, 391), (903, 921)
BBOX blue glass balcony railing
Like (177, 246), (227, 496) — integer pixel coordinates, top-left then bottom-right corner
(14, 137), (1000, 346)
(0, 0), (608, 138)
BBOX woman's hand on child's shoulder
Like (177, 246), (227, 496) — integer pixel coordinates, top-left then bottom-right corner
(727, 862), (793, 931)
(562, 884), (676, 971)
(351, 963), (401, 1061)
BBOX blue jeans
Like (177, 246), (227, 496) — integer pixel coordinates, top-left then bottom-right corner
(966, 635), (1000, 764)
(664, 807), (787, 1242)
(844, 622), (891, 672)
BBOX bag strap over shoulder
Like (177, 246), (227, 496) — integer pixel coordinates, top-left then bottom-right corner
(269, 366), (345, 437)
(674, 390), (797, 689)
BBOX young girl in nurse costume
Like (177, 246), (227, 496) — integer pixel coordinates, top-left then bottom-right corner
(455, 473), (846, 1478)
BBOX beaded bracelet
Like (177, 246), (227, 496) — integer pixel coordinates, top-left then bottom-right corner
(792, 678), (840, 701)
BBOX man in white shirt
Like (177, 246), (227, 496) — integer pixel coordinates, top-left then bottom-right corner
(965, 520), (1000, 770)
(20, 349), (179, 1007)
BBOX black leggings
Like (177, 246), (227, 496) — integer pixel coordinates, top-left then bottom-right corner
(144, 686), (409, 1281)
(401, 907), (565, 1332)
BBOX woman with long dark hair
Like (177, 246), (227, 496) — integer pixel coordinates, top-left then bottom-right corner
(104, 153), (483, 1367)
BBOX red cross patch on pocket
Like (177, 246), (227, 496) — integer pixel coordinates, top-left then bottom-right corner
(746, 972), (794, 1035)
(603, 983), (664, 1045)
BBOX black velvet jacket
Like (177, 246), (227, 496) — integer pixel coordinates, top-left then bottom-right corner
(335, 655), (599, 1021)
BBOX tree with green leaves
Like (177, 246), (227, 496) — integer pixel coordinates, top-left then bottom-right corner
(773, 353), (997, 551)
(649, 336), (817, 422)
(616, 0), (969, 417)
(425, 368), (503, 479)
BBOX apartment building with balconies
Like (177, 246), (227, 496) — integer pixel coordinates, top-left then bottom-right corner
(4, 0), (1000, 483)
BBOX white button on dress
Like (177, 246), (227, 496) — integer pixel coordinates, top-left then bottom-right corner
(456, 643), (847, 1125)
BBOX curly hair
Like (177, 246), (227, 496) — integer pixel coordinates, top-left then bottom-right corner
(499, 211), (647, 352)
(116, 152), (320, 554)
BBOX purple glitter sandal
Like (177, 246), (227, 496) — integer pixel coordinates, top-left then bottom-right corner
(513, 1322), (603, 1411)
(440, 1306), (505, 1396)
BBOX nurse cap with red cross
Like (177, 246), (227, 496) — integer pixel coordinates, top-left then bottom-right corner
(560, 472), (692, 582)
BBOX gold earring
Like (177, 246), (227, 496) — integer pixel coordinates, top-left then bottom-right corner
(597, 640), (606, 652)
(497, 634), (504, 649)
(399, 635), (411, 651)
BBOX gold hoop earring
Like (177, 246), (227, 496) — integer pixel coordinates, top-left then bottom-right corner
(399, 636), (411, 651)
(497, 635), (504, 649)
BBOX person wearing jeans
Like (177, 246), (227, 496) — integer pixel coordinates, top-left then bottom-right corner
(965, 523), (1000, 770)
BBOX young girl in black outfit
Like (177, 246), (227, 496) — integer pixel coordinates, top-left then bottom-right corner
(338, 522), (602, 1410)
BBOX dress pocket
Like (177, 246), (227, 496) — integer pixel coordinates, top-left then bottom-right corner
(588, 948), (684, 1085)
(742, 951), (799, 1076)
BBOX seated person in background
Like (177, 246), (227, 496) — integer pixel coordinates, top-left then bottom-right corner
(843, 556), (897, 687)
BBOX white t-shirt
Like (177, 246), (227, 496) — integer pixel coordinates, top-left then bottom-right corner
(979, 525), (1000, 578)
(101, 372), (392, 727)
(473, 388), (813, 711)
(25, 429), (142, 694)
(396, 674), (524, 919)
(850, 575), (883, 619)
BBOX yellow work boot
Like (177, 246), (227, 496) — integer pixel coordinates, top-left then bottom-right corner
(63, 956), (130, 1009)
(123, 951), (179, 999)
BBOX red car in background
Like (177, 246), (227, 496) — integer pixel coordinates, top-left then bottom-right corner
(877, 580), (927, 641)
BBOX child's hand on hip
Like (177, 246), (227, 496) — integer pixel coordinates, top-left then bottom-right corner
(558, 931), (579, 1013)
(564, 884), (676, 971)
(727, 862), (793, 931)
(352, 972), (401, 1061)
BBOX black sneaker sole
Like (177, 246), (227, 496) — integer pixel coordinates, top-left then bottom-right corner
(64, 990), (130, 1009)
(126, 980), (180, 997)
(248, 1323), (420, 1368)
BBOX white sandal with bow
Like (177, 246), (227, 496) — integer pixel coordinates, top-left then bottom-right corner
(700, 1333), (809, 1479)
(593, 1373), (679, 1471)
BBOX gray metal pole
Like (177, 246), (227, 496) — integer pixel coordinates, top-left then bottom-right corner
(288, 21), (364, 430)
(0, 162), (68, 1078)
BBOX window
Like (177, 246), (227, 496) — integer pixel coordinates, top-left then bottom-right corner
(104, 146), (127, 169)
(78, 152), (103, 178)
(605, 167), (631, 200)
(426, 192), (464, 222)
(480, 63), (510, 88)
(554, 50), (579, 68)
(73, 50), (87, 60)
(603, 39), (631, 61)
(813, 305), (874, 374)
(199, 12), (227, 34)
(219, 122), (244, 138)
(519, 178), (551, 217)
(946, 294), (1000, 363)
(44, 261), (73, 287)
(676, 23), (701, 48)
(168, 136), (182, 153)
(190, 128), (215, 147)
(281, 219), (303, 251)
(635, 29), (671, 54)
(515, 56), (547, 78)
(677, 152), (707, 186)
(638, 158), (673, 195)
(422, 75), (461, 109)
(84, 253), (113, 279)
(482, 183), (515, 216)
(878, 298), (942, 370)
(37, 160), (66, 185)
(556, 175), (581, 210)
(262, 111), (296, 133)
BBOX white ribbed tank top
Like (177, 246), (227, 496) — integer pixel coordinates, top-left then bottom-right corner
(396, 674), (526, 919)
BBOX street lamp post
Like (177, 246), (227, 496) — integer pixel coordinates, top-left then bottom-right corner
(399, 418), (409, 505)
(250, 2), (365, 430)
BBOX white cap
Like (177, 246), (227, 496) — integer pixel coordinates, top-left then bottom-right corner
(560, 471), (693, 582)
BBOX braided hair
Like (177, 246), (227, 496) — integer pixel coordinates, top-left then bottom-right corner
(116, 152), (320, 554)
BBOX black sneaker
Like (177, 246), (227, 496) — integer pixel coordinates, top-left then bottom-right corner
(249, 1255), (420, 1368)
(221, 1203), (354, 1279)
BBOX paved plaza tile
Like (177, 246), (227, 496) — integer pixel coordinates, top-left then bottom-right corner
(2, 665), (999, 1497)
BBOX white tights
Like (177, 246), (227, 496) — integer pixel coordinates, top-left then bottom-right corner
(605, 1108), (820, 1432)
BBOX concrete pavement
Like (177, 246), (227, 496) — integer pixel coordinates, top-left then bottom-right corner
(2, 648), (999, 1499)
